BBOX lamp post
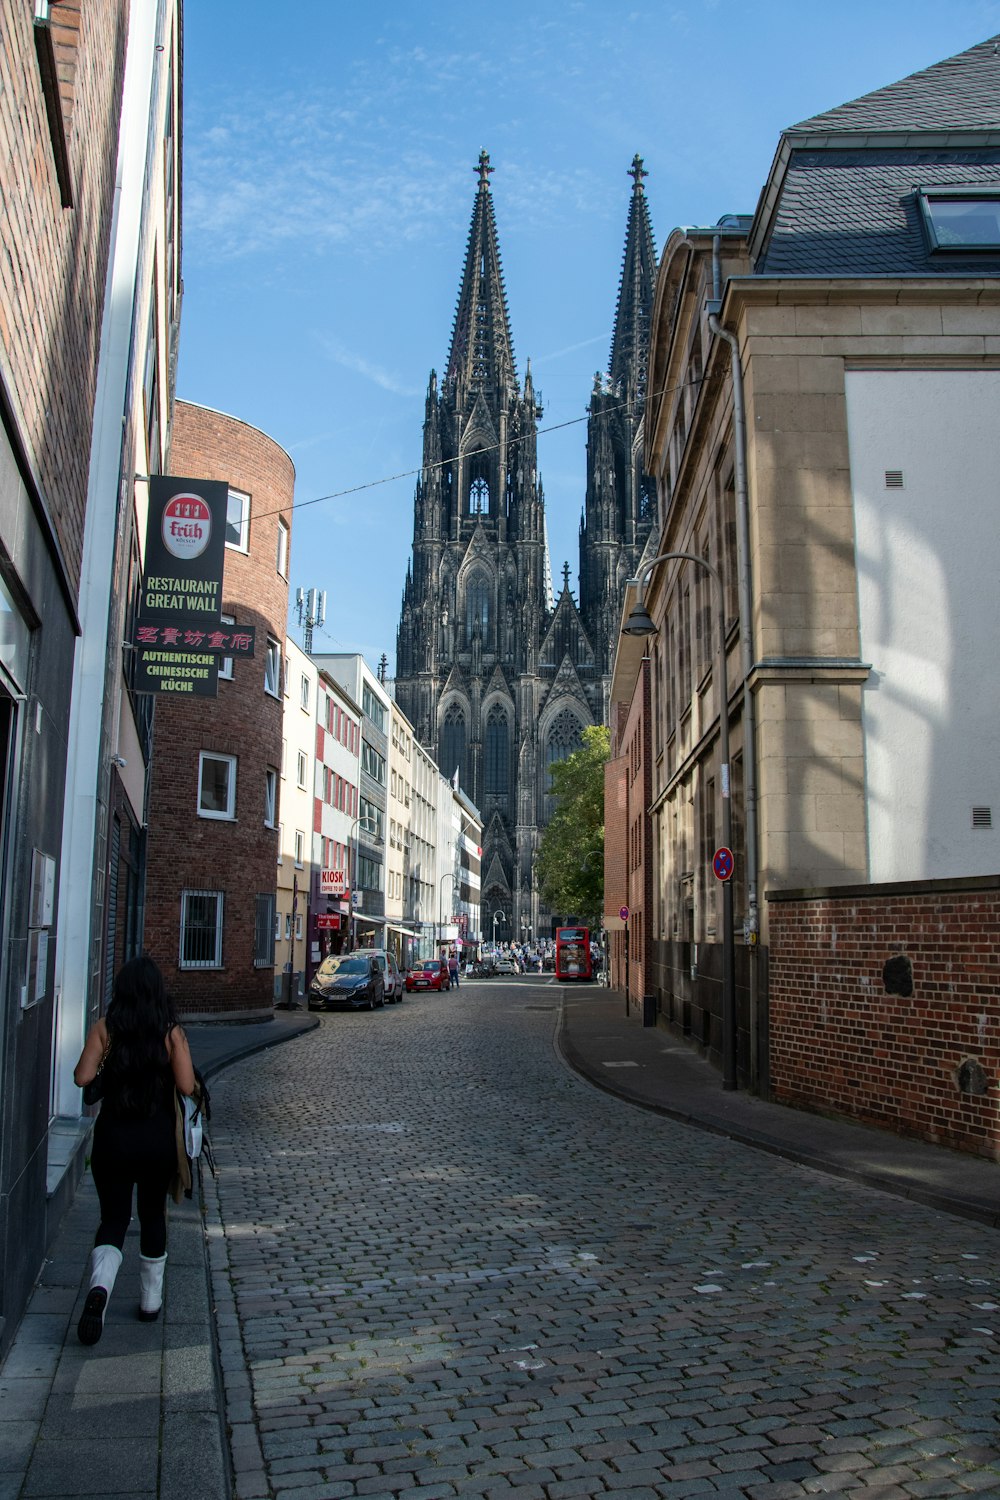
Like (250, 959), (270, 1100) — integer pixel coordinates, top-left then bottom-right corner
(438, 871), (456, 953)
(623, 551), (737, 1091)
(492, 910), (505, 948)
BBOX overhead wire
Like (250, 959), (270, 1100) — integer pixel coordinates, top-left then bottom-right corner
(250, 372), (706, 524)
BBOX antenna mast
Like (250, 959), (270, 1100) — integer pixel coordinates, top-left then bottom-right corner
(295, 587), (326, 655)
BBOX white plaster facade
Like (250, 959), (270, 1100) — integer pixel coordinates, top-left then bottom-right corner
(845, 367), (1000, 881)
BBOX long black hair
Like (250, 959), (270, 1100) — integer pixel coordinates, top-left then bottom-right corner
(103, 956), (178, 1116)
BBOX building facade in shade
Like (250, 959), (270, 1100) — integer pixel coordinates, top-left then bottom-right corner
(144, 401), (294, 1020)
(0, 0), (180, 1360)
(395, 153), (657, 940)
(277, 637), (317, 1004)
(609, 35), (1000, 1137)
(310, 668), (362, 968)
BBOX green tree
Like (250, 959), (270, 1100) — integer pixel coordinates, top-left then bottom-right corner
(535, 724), (609, 924)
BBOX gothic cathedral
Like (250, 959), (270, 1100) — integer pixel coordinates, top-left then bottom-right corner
(395, 151), (657, 941)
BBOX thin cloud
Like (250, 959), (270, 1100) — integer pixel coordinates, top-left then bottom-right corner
(317, 336), (421, 398)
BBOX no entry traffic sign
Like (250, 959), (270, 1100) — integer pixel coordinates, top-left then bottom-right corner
(619, 905), (629, 922)
(713, 847), (734, 882)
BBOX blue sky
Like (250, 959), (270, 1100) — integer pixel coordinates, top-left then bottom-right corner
(178, 0), (999, 676)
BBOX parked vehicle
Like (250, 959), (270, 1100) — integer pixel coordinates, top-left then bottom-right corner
(308, 954), (385, 1011)
(494, 957), (520, 975)
(404, 958), (451, 993)
(368, 948), (402, 1002)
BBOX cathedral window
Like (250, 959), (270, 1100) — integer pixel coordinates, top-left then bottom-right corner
(468, 450), (491, 515)
(440, 704), (467, 790)
(466, 573), (490, 643)
(485, 705), (509, 797)
(545, 710), (584, 776)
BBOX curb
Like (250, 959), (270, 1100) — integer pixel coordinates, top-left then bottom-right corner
(555, 1002), (1000, 1231)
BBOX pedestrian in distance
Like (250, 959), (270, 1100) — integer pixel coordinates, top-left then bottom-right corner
(448, 951), (460, 989)
(73, 955), (195, 1345)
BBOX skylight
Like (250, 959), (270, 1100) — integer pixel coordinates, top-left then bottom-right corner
(917, 188), (1000, 253)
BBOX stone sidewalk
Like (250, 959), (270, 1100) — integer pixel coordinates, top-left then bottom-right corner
(0, 1009), (317, 1500)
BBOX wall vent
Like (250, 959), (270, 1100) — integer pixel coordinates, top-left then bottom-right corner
(884, 469), (904, 489)
(972, 806), (993, 829)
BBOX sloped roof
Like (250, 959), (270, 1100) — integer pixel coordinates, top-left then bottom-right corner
(752, 35), (1000, 275)
(758, 150), (1000, 277)
(790, 34), (1000, 136)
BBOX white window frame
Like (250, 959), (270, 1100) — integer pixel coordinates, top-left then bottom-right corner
(300, 673), (310, 711)
(296, 750), (307, 790)
(264, 767), (277, 828)
(277, 516), (289, 578)
(179, 889), (224, 969)
(295, 913), (303, 940)
(218, 612), (235, 681)
(264, 637), (281, 697)
(226, 489), (250, 553)
(198, 752), (237, 820)
(294, 830), (305, 867)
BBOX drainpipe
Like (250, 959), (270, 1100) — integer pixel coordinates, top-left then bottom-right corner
(708, 236), (761, 1089)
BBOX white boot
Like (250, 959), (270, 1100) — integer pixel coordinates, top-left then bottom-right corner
(138, 1253), (167, 1321)
(77, 1244), (123, 1346)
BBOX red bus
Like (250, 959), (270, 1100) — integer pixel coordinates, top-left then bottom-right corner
(555, 926), (593, 981)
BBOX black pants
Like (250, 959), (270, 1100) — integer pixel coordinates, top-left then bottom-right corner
(91, 1110), (175, 1257)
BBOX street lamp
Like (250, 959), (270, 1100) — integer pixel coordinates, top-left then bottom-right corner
(623, 551), (737, 1091)
(492, 911), (505, 947)
(438, 871), (456, 951)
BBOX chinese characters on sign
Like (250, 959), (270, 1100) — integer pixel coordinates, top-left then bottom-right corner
(134, 477), (255, 696)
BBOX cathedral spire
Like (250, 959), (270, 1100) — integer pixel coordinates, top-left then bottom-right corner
(446, 151), (517, 396)
(608, 154), (657, 405)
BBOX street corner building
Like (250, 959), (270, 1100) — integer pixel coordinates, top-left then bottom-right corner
(143, 402), (295, 1020)
(608, 35), (1000, 1158)
(394, 151), (658, 941)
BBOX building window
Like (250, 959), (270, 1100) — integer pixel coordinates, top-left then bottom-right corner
(264, 767), (277, 827)
(218, 613), (235, 680)
(485, 704), (509, 796)
(361, 741), (386, 784)
(198, 753), (236, 819)
(466, 572), (490, 643)
(226, 489), (250, 552)
(918, 188), (1000, 252)
(295, 913), (303, 940)
(357, 853), (382, 891)
(440, 703), (466, 789)
(277, 517), (290, 578)
(180, 890), (223, 968)
(296, 750), (307, 789)
(275, 909), (283, 941)
(300, 673), (310, 711)
(359, 797), (383, 840)
(362, 683), (386, 733)
(254, 893), (276, 968)
(294, 830), (304, 867)
(264, 637), (281, 697)
(545, 710), (583, 776)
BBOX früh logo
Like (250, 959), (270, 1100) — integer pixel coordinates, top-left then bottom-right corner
(162, 493), (212, 561)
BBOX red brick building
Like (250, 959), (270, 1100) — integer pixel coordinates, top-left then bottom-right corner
(145, 401), (294, 1019)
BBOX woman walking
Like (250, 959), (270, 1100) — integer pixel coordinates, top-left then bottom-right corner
(73, 956), (195, 1345)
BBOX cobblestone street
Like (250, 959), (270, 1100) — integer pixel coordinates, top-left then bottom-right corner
(206, 981), (1000, 1500)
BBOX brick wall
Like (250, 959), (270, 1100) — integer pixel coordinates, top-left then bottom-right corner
(768, 878), (1000, 1159)
(0, 0), (127, 588)
(144, 402), (294, 1018)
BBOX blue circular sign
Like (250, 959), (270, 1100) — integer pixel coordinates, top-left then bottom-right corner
(713, 847), (734, 882)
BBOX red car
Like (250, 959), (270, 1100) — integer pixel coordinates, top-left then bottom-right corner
(405, 959), (451, 993)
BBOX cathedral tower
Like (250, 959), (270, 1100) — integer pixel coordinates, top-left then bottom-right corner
(396, 153), (600, 942)
(579, 155), (659, 712)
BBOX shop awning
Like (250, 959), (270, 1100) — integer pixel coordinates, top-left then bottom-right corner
(386, 924), (422, 939)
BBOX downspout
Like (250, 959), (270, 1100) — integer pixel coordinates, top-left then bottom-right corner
(708, 235), (762, 1089)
